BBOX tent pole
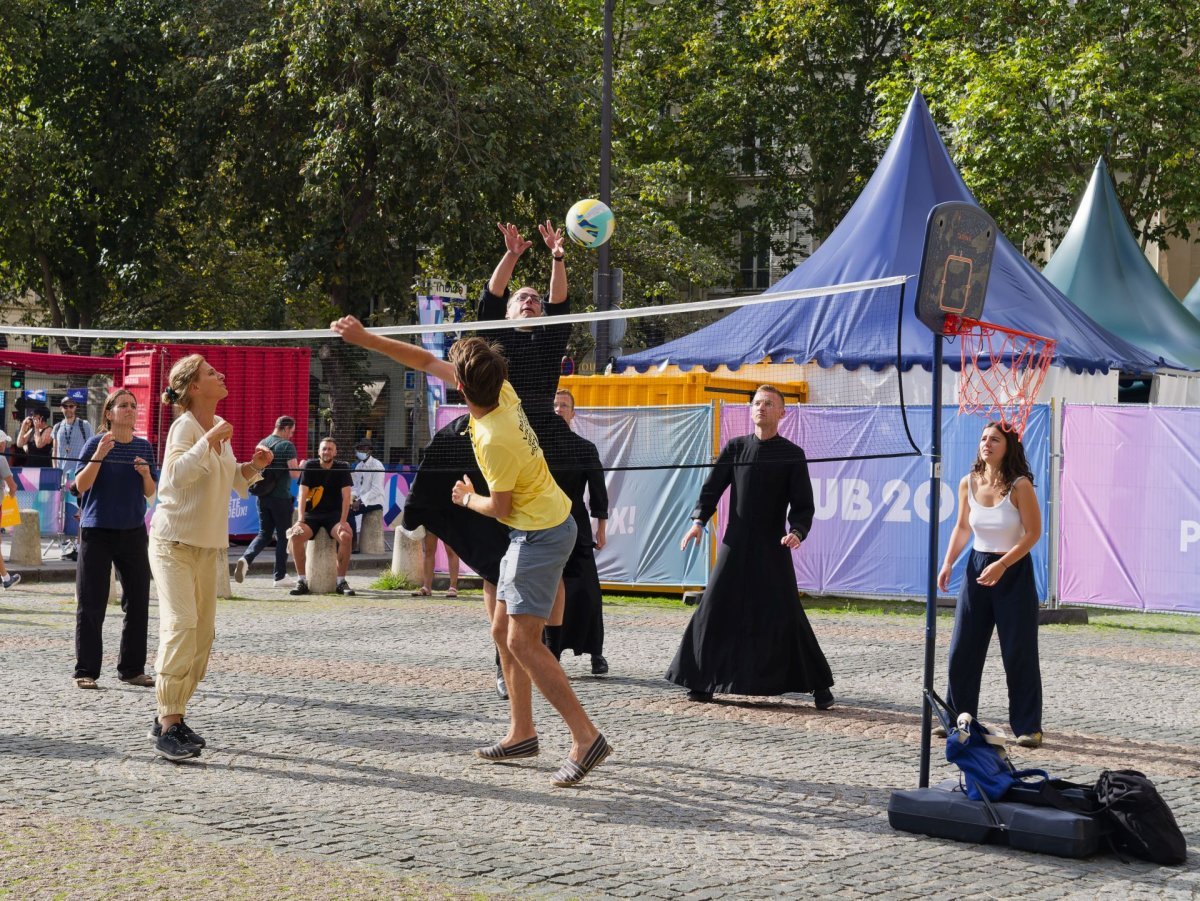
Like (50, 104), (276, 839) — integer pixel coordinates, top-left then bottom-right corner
(919, 335), (944, 788)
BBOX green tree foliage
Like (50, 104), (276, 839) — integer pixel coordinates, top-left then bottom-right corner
(0, 0), (181, 344)
(621, 0), (900, 280)
(875, 0), (1200, 257)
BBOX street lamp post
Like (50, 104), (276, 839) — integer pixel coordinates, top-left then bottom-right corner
(594, 0), (616, 370)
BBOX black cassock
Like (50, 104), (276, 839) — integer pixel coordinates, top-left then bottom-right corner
(666, 433), (834, 696)
(546, 432), (609, 658)
(401, 287), (573, 583)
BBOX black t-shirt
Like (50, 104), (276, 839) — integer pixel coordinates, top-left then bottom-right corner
(477, 286), (571, 423)
(298, 459), (353, 519)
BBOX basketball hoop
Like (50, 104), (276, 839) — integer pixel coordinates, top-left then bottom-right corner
(944, 315), (1056, 439)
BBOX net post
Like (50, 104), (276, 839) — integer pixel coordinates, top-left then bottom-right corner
(1047, 396), (1062, 611)
(919, 332), (944, 789)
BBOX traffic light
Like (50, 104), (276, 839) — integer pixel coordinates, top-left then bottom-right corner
(9, 369), (23, 390)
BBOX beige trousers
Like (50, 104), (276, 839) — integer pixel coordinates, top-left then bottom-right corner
(150, 538), (218, 719)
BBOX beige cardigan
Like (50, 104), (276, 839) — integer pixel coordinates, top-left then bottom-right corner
(150, 410), (258, 549)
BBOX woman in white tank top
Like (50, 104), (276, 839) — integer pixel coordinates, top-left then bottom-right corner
(936, 421), (1044, 748)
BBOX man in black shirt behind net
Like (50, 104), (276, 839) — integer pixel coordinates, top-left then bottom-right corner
(402, 224), (576, 689)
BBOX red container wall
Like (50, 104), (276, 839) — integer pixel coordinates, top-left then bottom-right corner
(118, 344), (310, 464)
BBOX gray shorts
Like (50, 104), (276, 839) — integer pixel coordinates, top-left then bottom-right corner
(497, 516), (578, 619)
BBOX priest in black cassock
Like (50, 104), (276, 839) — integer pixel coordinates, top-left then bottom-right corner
(666, 384), (835, 708)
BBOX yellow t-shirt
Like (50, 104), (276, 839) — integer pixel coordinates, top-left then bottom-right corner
(469, 382), (570, 532)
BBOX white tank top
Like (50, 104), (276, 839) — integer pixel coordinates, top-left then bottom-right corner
(967, 474), (1027, 553)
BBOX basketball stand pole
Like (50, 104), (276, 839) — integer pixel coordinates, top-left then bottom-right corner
(918, 333), (944, 789)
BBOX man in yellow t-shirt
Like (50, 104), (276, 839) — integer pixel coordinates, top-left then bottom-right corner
(331, 319), (611, 788)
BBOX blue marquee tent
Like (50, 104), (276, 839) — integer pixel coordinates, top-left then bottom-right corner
(619, 92), (1164, 375)
(1043, 158), (1200, 371)
(1185, 276), (1200, 322)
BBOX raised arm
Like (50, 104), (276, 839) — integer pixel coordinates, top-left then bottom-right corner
(332, 315), (456, 384)
(539, 220), (567, 305)
(487, 223), (532, 296)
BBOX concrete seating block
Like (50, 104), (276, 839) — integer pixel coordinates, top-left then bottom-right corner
(360, 508), (385, 555)
(307, 529), (337, 594)
(11, 509), (42, 566)
(391, 528), (424, 585)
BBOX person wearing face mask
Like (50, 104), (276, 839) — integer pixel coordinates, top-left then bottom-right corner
(348, 439), (385, 553)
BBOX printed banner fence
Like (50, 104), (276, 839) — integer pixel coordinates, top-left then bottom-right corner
(717, 406), (1050, 599)
(435, 405), (711, 585)
(11, 467), (66, 536)
(1059, 406), (1200, 613)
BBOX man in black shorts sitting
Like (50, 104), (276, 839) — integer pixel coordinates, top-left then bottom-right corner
(289, 437), (355, 596)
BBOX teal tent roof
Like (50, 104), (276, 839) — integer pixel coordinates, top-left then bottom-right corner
(1185, 275), (1200, 321)
(1043, 158), (1200, 370)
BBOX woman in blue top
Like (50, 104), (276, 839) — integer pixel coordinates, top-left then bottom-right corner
(71, 390), (158, 690)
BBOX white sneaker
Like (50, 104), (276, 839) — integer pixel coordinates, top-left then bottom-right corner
(234, 557), (248, 583)
(273, 578), (294, 588)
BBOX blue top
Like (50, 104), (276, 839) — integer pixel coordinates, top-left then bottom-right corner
(78, 434), (158, 530)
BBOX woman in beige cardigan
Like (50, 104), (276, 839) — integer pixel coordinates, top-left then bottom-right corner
(148, 354), (273, 761)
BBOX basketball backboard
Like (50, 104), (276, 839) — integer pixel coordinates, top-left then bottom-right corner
(915, 202), (997, 334)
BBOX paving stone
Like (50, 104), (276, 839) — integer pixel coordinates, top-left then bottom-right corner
(0, 576), (1197, 897)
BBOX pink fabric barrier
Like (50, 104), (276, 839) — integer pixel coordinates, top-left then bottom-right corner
(1059, 406), (1200, 613)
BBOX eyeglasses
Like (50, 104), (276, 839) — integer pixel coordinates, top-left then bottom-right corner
(510, 293), (543, 308)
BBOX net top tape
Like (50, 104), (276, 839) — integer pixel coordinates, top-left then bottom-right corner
(3, 276), (910, 342)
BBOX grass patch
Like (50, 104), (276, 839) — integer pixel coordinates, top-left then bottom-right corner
(371, 569), (417, 591)
(1080, 608), (1200, 636)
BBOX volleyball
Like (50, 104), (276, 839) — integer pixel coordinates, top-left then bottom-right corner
(566, 199), (615, 248)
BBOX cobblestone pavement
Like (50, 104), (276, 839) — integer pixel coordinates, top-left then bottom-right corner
(1, 575), (1197, 899)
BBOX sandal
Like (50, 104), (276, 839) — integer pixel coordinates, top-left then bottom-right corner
(445, 587), (458, 598)
(474, 736), (539, 761)
(74, 677), (99, 690)
(410, 587), (431, 597)
(551, 734), (611, 787)
(120, 673), (155, 687)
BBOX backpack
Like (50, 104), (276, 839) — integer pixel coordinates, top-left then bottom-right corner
(1094, 769), (1188, 865)
(927, 690), (1048, 802)
(248, 467), (280, 497)
(248, 436), (286, 497)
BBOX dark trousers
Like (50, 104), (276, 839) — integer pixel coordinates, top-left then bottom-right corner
(74, 526), (151, 680)
(243, 495), (294, 580)
(349, 503), (383, 549)
(945, 550), (1043, 737)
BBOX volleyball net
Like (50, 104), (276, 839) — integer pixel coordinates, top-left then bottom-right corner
(1, 275), (920, 475)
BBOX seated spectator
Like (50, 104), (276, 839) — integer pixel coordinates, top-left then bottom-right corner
(349, 439), (385, 553)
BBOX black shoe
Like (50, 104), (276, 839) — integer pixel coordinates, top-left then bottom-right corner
(335, 581), (355, 596)
(687, 689), (713, 703)
(62, 549), (78, 561)
(289, 581), (310, 596)
(814, 687), (835, 710)
(495, 664), (508, 700)
(590, 655), (609, 675)
(148, 717), (207, 748)
(154, 723), (202, 761)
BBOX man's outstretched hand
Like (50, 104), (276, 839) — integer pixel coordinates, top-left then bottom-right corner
(331, 315), (369, 346)
(539, 220), (565, 257)
(498, 222), (532, 256)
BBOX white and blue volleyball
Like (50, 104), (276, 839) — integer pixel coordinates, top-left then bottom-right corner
(566, 199), (615, 248)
